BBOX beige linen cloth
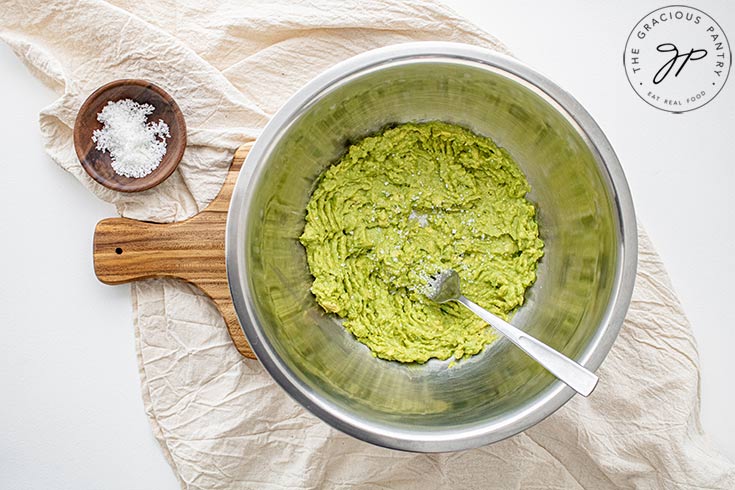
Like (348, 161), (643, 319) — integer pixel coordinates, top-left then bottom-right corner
(2, 0), (734, 488)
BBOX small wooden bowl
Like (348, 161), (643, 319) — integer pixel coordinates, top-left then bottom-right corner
(73, 79), (186, 193)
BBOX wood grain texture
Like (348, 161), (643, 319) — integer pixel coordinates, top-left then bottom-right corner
(93, 143), (255, 358)
(74, 79), (187, 193)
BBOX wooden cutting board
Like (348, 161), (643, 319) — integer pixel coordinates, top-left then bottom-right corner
(93, 143), (255, 358)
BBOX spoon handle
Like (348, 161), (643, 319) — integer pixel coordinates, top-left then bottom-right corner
(457, 296), (599, 397)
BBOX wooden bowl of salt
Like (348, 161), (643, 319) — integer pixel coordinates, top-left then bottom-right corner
(73, 79), (186, 193)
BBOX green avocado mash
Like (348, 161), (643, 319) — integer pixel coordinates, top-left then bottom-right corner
(300, 122), (543, 363)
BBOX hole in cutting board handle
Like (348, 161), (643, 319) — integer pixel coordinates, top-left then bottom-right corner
(115, 247), (123, 255)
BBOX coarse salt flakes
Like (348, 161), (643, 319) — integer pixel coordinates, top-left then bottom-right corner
(408, 210), (428, 228)
(92, 99), (171, 179)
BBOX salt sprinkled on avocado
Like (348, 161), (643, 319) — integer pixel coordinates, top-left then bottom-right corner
(299, 121), (544, 364)
(408, 210), (428, 227)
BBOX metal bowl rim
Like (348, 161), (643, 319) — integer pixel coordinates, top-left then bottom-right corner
(225, 41), (638, 452)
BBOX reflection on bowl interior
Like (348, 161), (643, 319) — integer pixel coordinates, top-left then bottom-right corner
(246, 60), (617, 432)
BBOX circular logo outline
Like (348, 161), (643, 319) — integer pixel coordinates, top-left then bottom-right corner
(623, 4), (731, 113)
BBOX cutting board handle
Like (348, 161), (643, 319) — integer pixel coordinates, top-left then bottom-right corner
(94, 217), (202, 284)
(92, 143), (255, 358)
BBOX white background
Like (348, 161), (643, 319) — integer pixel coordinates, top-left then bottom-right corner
(0, 1), (732, 488)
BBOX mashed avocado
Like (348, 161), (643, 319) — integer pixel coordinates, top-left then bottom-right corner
(300, 122), (543, 363)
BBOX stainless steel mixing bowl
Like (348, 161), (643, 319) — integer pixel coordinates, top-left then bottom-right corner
(226, 42), (637, 452)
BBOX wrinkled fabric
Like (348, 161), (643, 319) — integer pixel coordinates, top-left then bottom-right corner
(2, 0), (733, 488)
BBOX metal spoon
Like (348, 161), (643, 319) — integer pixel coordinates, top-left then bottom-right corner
(425, 270), (599, 396)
